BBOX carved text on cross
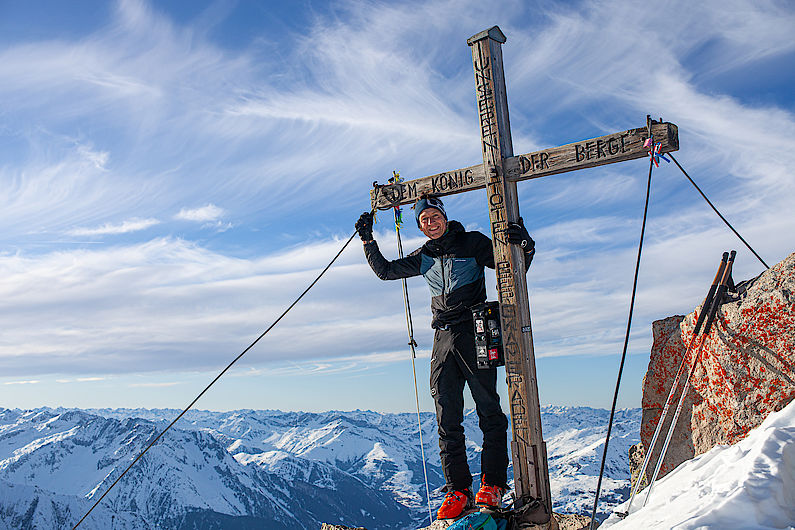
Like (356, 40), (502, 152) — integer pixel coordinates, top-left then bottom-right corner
(371, 123), (677, 209)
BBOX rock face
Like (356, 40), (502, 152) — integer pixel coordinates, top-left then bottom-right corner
(636, 251), (795, 483)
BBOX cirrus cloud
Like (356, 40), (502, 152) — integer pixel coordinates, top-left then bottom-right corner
(67, 218), (160, 237)
(175, 204), (225, 223)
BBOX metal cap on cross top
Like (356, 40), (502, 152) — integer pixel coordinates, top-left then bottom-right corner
(467, 25), (506, 45)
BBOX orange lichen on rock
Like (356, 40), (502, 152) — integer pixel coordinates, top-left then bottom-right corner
(636, 251), (795, 482)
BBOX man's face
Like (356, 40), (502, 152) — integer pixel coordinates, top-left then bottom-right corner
(418, 208), (447, 239)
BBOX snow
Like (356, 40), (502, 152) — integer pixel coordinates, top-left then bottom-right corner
(3, 425), (78, 466)
(601, 400), (795, 530)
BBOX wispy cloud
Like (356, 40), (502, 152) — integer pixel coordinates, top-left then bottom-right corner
(175, 203), (232, 232)
(4, 380), (40, 385)
(56, 377), (107, 383)
(75, 144), (110, 170)
(67, 218), (160, 236)
(175, 204), (225, 223)
(0, 235), (426, 376)
(238, 361), (374, 378)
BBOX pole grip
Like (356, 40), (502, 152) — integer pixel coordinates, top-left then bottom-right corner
(692, 252), (729, 336)
(703, 250), (736, 336)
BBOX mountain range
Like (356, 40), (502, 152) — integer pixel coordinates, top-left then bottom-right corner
(0, 406), (639, 529)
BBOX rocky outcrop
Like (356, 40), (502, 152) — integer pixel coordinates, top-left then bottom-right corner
(635, 251), (795, 484)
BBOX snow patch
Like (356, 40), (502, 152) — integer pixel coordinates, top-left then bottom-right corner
(601, 401), (795, 529)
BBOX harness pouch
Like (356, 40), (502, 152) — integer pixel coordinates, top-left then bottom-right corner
(472, 301), (504, 369)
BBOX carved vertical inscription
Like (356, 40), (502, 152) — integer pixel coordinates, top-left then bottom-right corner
(474, 56), (498, 165)
(473, 42), (530, 458)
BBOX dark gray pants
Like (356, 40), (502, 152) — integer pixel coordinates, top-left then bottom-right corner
(430, 325), (509, 492)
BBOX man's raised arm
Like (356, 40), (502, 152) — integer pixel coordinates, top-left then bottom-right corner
(356, 212), (423, 281)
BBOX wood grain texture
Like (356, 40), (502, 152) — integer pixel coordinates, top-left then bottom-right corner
(370, 122), (678, 209)
(469, 27), (552, 519)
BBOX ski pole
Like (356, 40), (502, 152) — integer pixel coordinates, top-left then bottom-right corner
(384, 174), (434, 525)
(642, 250), (736, 507)
(396, 223), (434, 525)
(619, 252), (728, 518)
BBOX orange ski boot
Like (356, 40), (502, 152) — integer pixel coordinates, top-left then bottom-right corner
(436, 488), (474, 519)
(475, 482), (507, 508)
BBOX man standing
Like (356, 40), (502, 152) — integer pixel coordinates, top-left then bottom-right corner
(356, 195), (535, 519)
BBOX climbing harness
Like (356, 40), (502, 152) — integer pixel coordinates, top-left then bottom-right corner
(617, 252), (729, 518)
(389, 171), (434, 525)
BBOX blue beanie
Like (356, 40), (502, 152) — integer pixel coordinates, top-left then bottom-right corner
(414, 196), (447, 227)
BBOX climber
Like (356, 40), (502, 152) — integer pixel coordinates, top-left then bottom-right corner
(356, 195), (535, 519)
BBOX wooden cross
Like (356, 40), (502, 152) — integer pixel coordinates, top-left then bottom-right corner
(371, 26), (678, 526)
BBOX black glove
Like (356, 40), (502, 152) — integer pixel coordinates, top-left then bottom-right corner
(506, 218), (534, 252)
(356, 212), (374, 241)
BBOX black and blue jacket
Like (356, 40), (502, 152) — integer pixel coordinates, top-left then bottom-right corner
(364, 220), (531, 329)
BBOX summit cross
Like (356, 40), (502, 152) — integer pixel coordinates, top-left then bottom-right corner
(370, 26), (679, 526)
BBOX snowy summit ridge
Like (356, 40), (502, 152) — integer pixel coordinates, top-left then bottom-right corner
(602, 400), (795, 529)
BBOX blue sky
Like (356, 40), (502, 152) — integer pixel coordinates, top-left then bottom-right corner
(1, 0), (793, 413)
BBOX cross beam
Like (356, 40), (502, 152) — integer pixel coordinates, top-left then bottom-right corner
(371, 26), (679, 527)
(370, 121), (678, 208)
